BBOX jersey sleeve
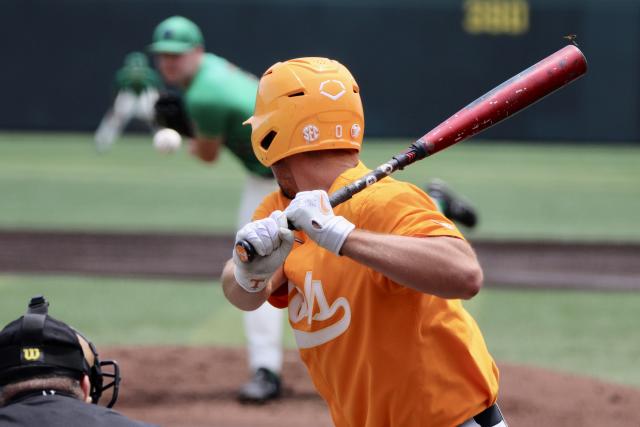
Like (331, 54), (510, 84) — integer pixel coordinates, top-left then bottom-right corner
(268, 281), (289, 309)
(359, 181), (464, 239)
(357, 181), (465, 294)
(186, 96), (230, 138)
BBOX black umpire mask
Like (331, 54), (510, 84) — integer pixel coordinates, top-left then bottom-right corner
(0, 295), (121, 408)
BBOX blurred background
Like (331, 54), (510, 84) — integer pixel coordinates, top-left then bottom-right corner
(6, 0), (640, 141)
(1, 1), (639, 426)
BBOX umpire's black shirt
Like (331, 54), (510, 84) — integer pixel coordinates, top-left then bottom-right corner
(0, 391), (158, 427)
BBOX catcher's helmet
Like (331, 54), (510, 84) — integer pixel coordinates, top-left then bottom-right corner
(244, 57), (364, 167)
(0, 296), (121, 408)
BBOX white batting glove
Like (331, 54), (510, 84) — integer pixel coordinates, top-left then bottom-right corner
(232, 210), (294, 293)
(284, 190), (355, 255)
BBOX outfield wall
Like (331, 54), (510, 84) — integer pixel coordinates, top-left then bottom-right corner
(4, 0), (638, 142)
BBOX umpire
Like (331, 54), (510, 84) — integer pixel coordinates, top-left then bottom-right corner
(0, 295), (157, 427)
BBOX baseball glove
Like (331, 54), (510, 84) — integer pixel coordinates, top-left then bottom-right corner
(154, 90), (194, 138)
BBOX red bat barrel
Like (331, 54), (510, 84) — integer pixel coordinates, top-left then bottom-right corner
(418, 45), (588, 155)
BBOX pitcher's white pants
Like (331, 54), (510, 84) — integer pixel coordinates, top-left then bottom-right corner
(237, 174), (283, 373)
(94, 89), (158, 151)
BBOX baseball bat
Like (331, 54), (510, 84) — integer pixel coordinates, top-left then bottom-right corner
(235, 44), (587, 263)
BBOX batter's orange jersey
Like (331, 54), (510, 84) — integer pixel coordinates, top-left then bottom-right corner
(254, 161), (499, 427)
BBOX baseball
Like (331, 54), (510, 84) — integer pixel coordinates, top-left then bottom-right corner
(153, 128), (182, 153)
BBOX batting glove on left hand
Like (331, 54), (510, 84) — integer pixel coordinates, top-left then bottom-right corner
(284, 190), (355, 255)
(232, 210), (294, 293)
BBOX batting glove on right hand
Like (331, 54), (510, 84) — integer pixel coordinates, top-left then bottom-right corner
(232, 210), (294, 293)
(284, 190), (355, 255)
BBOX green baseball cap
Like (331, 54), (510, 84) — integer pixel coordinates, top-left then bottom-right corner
(149, 16), (204, 54)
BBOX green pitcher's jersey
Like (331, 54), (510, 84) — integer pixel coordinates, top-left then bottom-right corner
(114, 64), (162, 95)
(185, 53), (271, 178)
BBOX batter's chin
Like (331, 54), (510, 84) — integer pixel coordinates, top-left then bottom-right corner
(278, 187), (295, 200)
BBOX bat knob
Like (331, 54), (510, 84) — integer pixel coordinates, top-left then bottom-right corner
(235, 240), (255, 263)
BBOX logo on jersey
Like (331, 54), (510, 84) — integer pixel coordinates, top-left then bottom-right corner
(288, 271), (351, 349)
(303, 125), (319, 143)
(319, 80), (346, 101)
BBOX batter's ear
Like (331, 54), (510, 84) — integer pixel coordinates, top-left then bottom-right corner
(81, 375), (92, 403)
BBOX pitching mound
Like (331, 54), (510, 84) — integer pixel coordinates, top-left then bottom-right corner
(109, 346), (640, 427)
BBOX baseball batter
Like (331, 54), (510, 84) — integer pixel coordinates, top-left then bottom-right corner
(222, 58), (507, 426)
(148, 16), (283, 402)
(94, 52), (162, 151)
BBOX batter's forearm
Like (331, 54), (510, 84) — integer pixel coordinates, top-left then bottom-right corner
(340, 231), (483, 299)
(221, 259), (271, 311)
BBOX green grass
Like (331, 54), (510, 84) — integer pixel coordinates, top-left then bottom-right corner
(1, 275), (638, 387)
(0, 133), (241, 232)
(464, 288), (640, 387)
(1, 132), (640, 240)
(0, 274), (273, 347)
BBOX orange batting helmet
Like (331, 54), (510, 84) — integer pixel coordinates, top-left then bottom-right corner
(244, 57), (364, 167)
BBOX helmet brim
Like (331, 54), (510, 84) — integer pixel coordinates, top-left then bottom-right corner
(148, 40), (198, 54)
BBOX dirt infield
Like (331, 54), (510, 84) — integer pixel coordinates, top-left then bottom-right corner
(1, 230), (639, 289)
(110, 346), (640, 427)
